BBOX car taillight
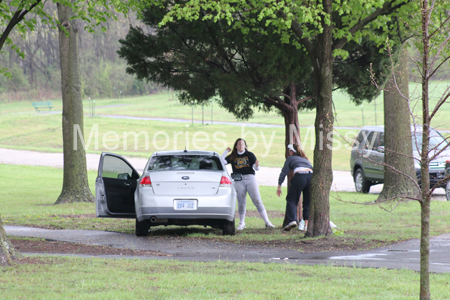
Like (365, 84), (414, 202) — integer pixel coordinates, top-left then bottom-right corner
(140, 176), (152, 187)
(220, 176), (232, 187)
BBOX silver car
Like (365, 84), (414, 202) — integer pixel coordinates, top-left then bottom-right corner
(96, 150), (237, 236)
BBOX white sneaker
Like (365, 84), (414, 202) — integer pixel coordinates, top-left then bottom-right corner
(265, 222), (275, 228)
(298, 219), (305, 231)
(283, 221), (297, 231)
(236, 223), (246, 230)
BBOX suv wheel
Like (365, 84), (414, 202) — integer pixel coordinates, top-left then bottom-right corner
(222, 218), (236, 236)
(446, 181), (450, 201)
(354, 169), (371, 193)
(135, 219), (150, 237)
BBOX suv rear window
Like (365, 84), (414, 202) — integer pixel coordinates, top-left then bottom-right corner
(412, 133), (449, 151)
(148, 155), (223, 171)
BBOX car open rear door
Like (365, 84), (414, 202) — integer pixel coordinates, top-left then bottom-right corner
(96, 152), (139, 218)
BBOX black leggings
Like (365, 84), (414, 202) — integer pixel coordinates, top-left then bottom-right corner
(285, 172), (312, 223)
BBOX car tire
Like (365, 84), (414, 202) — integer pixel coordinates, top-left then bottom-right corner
(446, 181), (450, 201)
(135, 219), (150, 237)
(354, 169), (371, 193)
(222, 218), (235, 236)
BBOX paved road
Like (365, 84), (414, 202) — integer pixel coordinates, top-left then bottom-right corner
(5, 225), (450, 273)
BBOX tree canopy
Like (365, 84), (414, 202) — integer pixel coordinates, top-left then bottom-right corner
(119, 3), (393, 120)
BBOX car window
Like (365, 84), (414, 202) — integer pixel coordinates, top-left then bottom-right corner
(412, 133), (449, 151)
(362, 131), (378, 150)
(148, 155), (223, 171)
(102, 155), (135, 179)
(354, 131), (368, 149)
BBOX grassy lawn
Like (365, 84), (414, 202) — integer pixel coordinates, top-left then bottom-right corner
(1, 82), (449, 128)
(1, 257), (449, 299)
(2, 84), (450, 298)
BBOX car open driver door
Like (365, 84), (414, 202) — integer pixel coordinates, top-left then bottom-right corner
(96, 152), (140, 218)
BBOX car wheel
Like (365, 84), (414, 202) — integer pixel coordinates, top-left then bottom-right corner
(135, 219), (150, 237)
(222, 218), (235, 236)
(446, 181), (450, 201)
(354, 169), (371, 193)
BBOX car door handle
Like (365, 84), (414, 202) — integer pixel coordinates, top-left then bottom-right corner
(124, 182), (130, 186)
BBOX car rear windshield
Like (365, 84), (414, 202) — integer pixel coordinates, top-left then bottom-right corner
(412, 133), (449, 151)
(148, 155), (223, 171)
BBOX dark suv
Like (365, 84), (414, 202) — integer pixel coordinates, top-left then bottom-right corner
(350, 125), (450, 194)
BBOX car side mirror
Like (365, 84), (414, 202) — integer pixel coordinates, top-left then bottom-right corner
(231, 173), (242, 181)
(117, 173), (131, 180)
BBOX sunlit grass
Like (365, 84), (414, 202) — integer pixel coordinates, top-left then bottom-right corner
(1, 257), (448, 299)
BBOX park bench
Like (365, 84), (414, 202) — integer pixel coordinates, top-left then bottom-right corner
(32, 101), (53, 112)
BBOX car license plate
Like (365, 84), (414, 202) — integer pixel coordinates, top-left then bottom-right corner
(174, 200), (197, 210)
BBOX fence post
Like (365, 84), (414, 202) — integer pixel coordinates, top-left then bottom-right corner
(361, 105), (365, 126)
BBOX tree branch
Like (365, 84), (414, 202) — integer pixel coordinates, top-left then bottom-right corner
(334, 0), (411, 50)
(0, 0), (43, 51)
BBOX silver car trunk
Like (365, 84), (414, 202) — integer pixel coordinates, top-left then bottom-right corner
(149, 171), (223, 196)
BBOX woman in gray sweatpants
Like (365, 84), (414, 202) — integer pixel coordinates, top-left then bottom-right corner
(221, 138), (274, 230)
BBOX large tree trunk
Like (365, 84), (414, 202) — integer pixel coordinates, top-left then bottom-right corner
(306, 0), (333, 237)
(378, 45), (419, 201)
(55, 3), (94, 204)
(0, 216), (20, 266)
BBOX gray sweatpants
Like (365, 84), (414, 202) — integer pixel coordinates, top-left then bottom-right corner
(234, 174), (266, 214)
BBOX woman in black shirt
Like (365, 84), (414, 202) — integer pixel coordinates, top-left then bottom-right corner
(221, 138), (274, 230)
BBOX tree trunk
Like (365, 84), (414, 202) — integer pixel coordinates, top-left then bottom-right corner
(378, 44), (419, 201)
(0, 216), (20, 266)
(280, 84), (302, 227)
(419, 2), (430, 297)
(306, 0), (333, 237)
(55, 3), (94, 204)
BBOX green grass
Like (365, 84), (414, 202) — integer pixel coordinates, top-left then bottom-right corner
(2, 164), (449, 245)
(1, 257), (449, 299)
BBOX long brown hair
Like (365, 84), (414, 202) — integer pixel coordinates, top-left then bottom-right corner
(292, 143), (308, 160)
(227, 138), (248, 160)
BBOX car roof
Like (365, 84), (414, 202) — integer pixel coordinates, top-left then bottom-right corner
(360, 125), (384, 132)
(152, 150), (219, 156)
(359, 125), (441, 136)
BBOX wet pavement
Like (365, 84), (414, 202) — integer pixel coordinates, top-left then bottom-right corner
(5, 226), (450, 273)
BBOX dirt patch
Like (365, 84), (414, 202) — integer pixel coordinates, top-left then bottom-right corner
(11, 238), (170, 257)
(10, 234), (392, 259)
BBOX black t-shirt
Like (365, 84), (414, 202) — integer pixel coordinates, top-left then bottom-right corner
(225, 151), (257, 175)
